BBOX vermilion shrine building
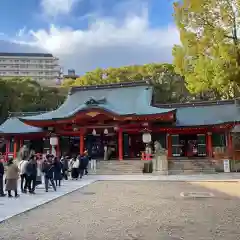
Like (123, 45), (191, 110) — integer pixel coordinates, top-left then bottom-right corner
(0, 81), (239, 161)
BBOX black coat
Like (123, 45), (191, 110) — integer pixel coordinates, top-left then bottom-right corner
(26, 161), (37, 176)
(61, 158), (68, 171)
(79, 156), (89, 169)
(0, 162), (4, 176)
(53, 161), (62, 180)
(42, 161), (54, 179)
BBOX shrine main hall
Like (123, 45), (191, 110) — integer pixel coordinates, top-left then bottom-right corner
(0, 81), (239, 160)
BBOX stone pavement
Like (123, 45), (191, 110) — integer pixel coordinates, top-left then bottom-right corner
(0, 178), (95, 223)
(0, 172), (240, 224)
(1, 181), (239, 240)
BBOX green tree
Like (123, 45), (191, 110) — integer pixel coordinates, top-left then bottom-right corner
(173, 0), (240, 99)
(0, 77), (66, 123)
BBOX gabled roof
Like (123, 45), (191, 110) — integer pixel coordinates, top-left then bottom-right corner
(19, 81), (175, 122)
(0, 118), (43, 134)
(0, 101), (239, 135)
(176, 104), (240, 126)
(156, 100), (240, 126)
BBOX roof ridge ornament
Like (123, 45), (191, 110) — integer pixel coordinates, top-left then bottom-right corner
(85, 97), (106, 105)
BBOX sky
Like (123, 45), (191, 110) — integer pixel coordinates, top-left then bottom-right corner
(0, 0), (180, 74)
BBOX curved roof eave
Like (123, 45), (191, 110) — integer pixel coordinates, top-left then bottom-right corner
(19, 105), (176, 123)
(0, 117), (43, 134)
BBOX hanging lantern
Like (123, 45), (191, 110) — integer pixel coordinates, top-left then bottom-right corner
(114, 126), (119, 131)
(104, 128), (109, 135)
(72, 124), (78, 132)
(92, 129), (97, 135)
(142, 132), (151, 143)
(50, 136), (58, 146)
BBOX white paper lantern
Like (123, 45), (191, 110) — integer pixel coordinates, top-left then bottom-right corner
(142, 132), (151, 143)
(104, 128), (108, 135)
(92, 129), (97, 135)
(114, 126), (119, 131)
(50, 137), (58, 146)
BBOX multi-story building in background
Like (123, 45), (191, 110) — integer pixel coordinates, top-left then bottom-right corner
(63, 69), (79, 79)
(0, 52), (61, 84)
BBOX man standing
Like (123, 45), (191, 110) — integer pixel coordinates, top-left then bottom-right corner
(60, 155), (69, 180)
(42, 156), (56, 192)
(0, 158), (5, 197)
(79, 151), (89, 179)
(25, 155), (37, 194)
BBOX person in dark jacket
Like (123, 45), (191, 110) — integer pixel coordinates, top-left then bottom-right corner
(60, 155), (69, 180)
(0, 158), (5, 197)
(25, 155), (38, 194)
(79, 151), (89, 179)
(42, 156), (56, 192)
(53, 157), (62, 187)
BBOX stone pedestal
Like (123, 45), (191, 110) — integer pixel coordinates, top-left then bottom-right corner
(152, 154), (168, 175)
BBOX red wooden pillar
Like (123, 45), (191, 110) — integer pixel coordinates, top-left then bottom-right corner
(118, 128), (123, 160)
(227, 131), (233, 157)
(167, 133), (172, 158)
(13, 138), (18, 159)
(80, 131), (84, 155)
(207, 132), (213, 158)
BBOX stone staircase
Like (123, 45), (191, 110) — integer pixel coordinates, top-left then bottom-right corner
(168, 158), (216, 175)
(92, 160), (144, 175)
(90, 158), (216, 175)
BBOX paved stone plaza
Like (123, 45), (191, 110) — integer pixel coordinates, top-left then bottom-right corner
(0, 180), (240, 240)
(0, 178), (96, 223)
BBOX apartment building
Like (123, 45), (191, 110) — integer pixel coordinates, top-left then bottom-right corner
(63, 69), (79, 79)
(0, 52), (61, 83)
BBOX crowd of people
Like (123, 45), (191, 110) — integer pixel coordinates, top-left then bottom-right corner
(0, 149), (91, 198)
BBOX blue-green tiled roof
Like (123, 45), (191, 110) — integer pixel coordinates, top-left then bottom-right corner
(0, 117), (43, 134)
(19, 84), (175, 121)
(0, 103), (239, 135)
(176, 104), (240, 126)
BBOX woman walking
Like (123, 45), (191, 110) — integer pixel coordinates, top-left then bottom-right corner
(5, 158), (19, 198)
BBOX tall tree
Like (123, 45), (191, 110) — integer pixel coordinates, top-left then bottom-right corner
(0, 77), (66, 123)
(173, 0), (240, 99)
